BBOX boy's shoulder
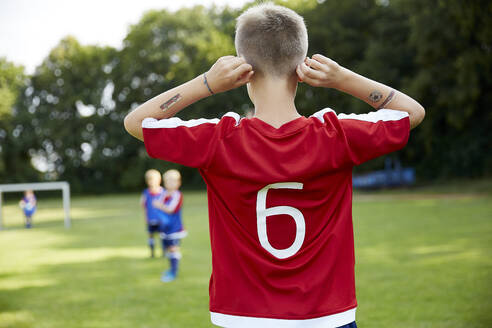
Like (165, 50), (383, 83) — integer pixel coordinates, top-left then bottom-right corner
(142, 187), (166, 196)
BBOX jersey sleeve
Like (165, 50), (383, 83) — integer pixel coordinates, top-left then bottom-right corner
(165, 191), (183, 213)
(142, 113), (239, 168)
(337, 109), (410, 165)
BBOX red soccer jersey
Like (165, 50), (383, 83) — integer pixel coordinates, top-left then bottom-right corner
(143, 108), (410, 327)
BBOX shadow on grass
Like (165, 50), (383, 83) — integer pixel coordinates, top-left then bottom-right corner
(0, 220), (65, 231)
(0, 254), (211, 328)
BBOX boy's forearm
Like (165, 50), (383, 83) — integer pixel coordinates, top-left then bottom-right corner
(154, 203), (172, 214)
(157, 202), (172, 214)
(335, 68), (425, 129)
(124, 75), (211, 141)
(161, 207), (173, 214)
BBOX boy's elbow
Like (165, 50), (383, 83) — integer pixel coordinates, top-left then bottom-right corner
(124, 113), (144, 141)
(410, 104), (425, 129)
(123, 114), (133, 134)
(415, 103), (425, 125)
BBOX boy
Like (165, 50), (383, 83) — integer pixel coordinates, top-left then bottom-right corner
(141, 169), (166, 258)
(19, 190), (36, 228)
(152, 169), (187, 282)
(124, 3), (424, 327)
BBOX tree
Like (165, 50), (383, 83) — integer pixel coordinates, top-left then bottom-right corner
(401, 0), (492, 177)
(14, 36), (119, 191)
(0, 58), (32, 181)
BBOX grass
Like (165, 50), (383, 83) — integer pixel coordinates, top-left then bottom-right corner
(0, 187), (491, 327)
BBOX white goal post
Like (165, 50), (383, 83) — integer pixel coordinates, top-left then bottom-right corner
(0, 182), (71, 230)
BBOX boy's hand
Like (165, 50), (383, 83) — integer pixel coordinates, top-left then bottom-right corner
(152, 199), (163, 209)
(205, 56), (254, 94)
(296, 54), (344, 89)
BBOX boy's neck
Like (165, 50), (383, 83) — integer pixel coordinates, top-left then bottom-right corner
(149, 186), (161, 193)
(249, 74), (300, 129)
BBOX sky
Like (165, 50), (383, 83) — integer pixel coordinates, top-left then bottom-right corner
(0, 0), (250, 74)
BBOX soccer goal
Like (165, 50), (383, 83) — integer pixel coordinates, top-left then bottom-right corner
(0, 182), (71, 230)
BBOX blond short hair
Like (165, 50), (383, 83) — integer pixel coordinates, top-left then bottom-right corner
(235, 3), (308, 78)
(163, 169), (181, 181)
(145, 169), (161, 182)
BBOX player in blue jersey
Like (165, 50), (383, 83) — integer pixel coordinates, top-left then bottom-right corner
(152, 169), (187, 282)
(19, 190), (36, 228)
(140, 169), (167, 258)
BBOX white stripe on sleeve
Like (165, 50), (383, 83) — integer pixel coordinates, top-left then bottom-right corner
(310, 108), (335, 123)
(337, 109), (408, 122)
(142, 117), (219, 129)
(142, 112), (240, 129)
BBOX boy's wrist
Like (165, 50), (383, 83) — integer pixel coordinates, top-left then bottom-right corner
(332, 66), (351, 91)
(203, 73), (215, 95)
(192, 74), (214, 99)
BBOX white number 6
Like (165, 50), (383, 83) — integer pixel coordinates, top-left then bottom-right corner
(256, 182), (305, 259)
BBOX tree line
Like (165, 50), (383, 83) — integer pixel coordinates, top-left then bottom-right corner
(0, 0), (490, 192)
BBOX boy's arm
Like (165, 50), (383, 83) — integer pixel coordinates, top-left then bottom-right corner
(151, 200), (173, 214)
(124, 56), (254, 141)
(140, 195), (147, 223)
(296, 54), (425, 129)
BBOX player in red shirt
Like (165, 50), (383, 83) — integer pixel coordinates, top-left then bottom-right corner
(124, 3), (425, 327)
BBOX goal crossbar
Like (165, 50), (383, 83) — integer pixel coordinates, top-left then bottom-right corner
(0, 182), (71, 230)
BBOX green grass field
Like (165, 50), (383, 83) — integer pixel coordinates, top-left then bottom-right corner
(0, 186), (491, 328)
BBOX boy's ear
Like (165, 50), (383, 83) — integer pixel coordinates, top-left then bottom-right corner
(239, 70), (250, 80)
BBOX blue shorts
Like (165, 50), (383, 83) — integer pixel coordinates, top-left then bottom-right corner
(24, 209), (36, 217)
(162, 238), (181, 249)
(160, 229), (187, 249)
(147, 222), (160, 234)
(338, 322), (357, 328)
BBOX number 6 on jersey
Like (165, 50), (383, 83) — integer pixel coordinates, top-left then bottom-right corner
(256, 182), (305, 259)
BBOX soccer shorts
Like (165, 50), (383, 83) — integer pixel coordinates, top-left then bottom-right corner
(160, 228), (187, 248)
(162, 238), (180, 248)
(337, 322), (357, 328)
(147, 222), (160, 233)
(23, 209), (36, 218)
